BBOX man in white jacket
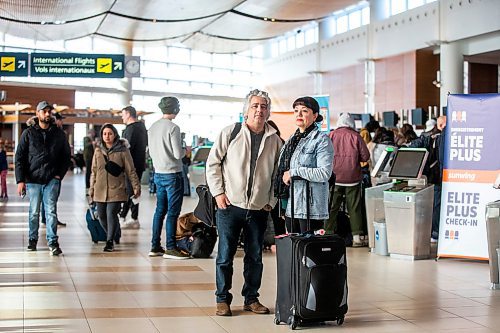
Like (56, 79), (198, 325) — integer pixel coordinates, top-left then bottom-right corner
(206, 89), (282, 316)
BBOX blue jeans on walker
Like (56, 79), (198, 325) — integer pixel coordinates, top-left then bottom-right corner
(27, 178), (61, 245)
(151, 172), (184, 250)
(215, 205), (268, 305)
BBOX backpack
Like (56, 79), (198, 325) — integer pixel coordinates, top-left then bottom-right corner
(190, 223), (218, 258)
(193, 122), (242, 226)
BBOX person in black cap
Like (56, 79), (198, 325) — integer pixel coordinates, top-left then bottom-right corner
(274, 96), (334, 233)
(147, 96), (189, 259)
(15, 101), (71, 255)
(41, 110), (67, 227)
(119, 105), (148, 229)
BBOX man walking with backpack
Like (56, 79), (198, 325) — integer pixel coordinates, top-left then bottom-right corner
(205, 89), (282, 317)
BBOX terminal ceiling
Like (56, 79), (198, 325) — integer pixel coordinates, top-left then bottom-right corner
(0, 0), (359, 53)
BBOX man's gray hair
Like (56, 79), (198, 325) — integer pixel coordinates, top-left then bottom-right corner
(243, 89), (271, 119)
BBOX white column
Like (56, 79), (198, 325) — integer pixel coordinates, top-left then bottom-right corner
(370, 0), (389, 22)
(364, 60), (375, 115)
(440, 41), (464, 109)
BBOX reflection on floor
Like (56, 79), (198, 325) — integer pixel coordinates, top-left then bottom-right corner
(1, 173), (499, 332)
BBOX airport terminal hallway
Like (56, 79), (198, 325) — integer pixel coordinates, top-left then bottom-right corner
(1, 173), (499, 333)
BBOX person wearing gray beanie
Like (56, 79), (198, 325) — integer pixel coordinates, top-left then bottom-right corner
(158, 96), (180, 115)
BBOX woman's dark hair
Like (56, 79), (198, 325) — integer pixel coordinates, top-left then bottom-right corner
(372, 127), (395, 144)
(100, 123), (120, 143)
(365, 120), (380, 133)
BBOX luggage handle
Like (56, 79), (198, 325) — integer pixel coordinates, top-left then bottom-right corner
(290, 176), (310, 233)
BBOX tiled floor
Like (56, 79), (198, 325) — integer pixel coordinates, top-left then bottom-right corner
(1, 173), (500, 332)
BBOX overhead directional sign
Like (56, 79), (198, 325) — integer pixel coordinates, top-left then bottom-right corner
(0, 52), (29, 77)
(30, 53), (125, 78)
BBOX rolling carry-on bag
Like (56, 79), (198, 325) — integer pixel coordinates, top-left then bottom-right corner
(274, 176), (348, 330)
(86, 201), (121, 244)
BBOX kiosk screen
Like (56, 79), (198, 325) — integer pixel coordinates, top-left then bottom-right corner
(388, 149), (428, 180)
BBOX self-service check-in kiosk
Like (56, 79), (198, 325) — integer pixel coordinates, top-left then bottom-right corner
(188, 146), (211, 198)
(383, 148), (434, 259)
(365, 146), (397, 253)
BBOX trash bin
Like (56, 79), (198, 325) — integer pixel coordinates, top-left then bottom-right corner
(486, 201), (500, 289)
(373, 221), (388, 256)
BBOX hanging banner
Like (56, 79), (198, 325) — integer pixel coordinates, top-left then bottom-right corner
(437, 94), (500, 260)
(313, 95), (330, 132)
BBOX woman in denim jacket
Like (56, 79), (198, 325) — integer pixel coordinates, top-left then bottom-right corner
(274, 97), (334, 233)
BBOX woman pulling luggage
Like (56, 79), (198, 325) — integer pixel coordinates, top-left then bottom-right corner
(89, 123), (141, 252)
(274, 96), (334, 233)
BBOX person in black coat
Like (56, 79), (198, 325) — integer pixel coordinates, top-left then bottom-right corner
(410, 115), (446, 241)
(119, 106), (148, 229)
(15, 101), (71, 255)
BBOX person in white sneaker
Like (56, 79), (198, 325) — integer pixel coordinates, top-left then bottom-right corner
(119, 106), (148, 229)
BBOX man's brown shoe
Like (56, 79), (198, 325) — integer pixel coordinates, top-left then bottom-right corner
(243, 301), (270, 314)
(216, 302), (232, 316)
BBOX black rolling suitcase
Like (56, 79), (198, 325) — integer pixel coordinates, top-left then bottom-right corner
(274, 177), (348, 330)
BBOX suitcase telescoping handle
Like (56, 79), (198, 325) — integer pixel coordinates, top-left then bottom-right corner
(290, 176), (310, 233)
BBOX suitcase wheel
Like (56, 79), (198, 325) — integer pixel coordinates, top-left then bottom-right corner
(287, 315), (298, 330)
(337, 315), (345, 326)
(93, 241), (98, 244)
(274, 316), (280, 325)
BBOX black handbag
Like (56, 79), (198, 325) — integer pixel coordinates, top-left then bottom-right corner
(103, 155), (124, 177)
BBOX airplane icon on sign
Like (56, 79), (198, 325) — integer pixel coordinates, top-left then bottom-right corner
(2, 61), (13, 68)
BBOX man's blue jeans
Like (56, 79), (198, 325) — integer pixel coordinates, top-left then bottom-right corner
(26, 179), (60, 245)
(215, 205), (268, 305)
(152, 172), (184, 249)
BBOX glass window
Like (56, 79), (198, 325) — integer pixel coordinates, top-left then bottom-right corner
(168, 47), (190, 64)
(348, 11), (361, 30)
(141, 61), (167, 78)
(142, 46), (168, 61)
(191, 50), (211, 66)
(271, 41), (279, 58)
(132, 46), (144, 57)
(336, 15), (348, 34)
(279, 39), (287, 54)
(252, 45), (263, 58)
(390, 0), (406, 15)
(36, 40), (65, 51)
(408, 0), (425, 9)
(167, 80), (190, 93)
(93, 37), (121, 53)
(212, 53), (232, 68)
(233, 54), (251, 70)
(296, 30), (305, 48)
(287, 35), (295, 51)
(66, 37), (92, 53)
(305, 27), (317, 44)
(252, 57), (263, 71)
(212, 68), (232, 84)
(4, 35), (35, 49)
(167, 63), (190, 81)
(361, 7), (370, 25)
(191, 65), (212, 82)
(191, 82), (212, 95)
(142, 78), (168, 92)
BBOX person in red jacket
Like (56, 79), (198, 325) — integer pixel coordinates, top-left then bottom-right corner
(326, 113), (370, 247)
